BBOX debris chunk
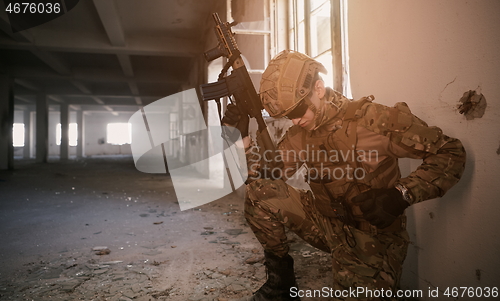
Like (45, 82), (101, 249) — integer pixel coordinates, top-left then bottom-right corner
(92, 246), (111, 255)
(101, 261), (123, 265)
(225, 229), (243, 236)
(245, 255), (265, 265)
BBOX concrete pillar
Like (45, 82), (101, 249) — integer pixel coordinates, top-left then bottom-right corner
(60, 103), (69, 160)
(0, 75), (14, 170)
(35, 93), (48, 163)
(76, 110), (84, 158)
(23, 110), (31, 159)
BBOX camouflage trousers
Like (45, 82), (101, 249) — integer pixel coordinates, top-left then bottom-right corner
(244, 178), (409, 301)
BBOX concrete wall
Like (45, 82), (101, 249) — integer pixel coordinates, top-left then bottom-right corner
(348, 0), (500, 295)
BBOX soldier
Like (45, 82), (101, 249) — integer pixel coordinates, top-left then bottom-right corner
(222, 50), (466, 301)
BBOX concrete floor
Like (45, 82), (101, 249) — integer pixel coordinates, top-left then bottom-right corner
(0, 156), (331, 301)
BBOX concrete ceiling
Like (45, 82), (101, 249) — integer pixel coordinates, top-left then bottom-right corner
(0, 0), (222, 113)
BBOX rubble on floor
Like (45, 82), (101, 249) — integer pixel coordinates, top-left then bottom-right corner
(0, 242), (331, 301)
(0, 158), (332, 301)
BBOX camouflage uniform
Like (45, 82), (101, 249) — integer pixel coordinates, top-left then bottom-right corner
(244, 88), (466, 300)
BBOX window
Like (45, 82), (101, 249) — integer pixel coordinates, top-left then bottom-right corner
(107, 123), (131, 145)
(286, 0), (351, 96)
(56, 123), (78, 146)
(228, 0), (271, 116)
(13, 123), (24, 147)
(169, 113), (178, 139)
(289, 0), (334, 85)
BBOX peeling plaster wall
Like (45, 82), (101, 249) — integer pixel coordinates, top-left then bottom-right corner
(348, 0), (500, 294)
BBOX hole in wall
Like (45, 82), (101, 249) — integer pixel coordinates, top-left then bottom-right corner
(457, 90), (487, 120)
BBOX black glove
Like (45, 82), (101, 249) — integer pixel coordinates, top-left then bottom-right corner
(221, 103), (249, 138)
(351, 188), (410, 229)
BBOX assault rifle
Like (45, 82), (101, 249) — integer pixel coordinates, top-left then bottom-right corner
(200, 12), (283, 179)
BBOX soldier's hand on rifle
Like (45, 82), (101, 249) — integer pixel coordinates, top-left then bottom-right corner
(351, 188), (409, 229)
(222, 103), (250, 138)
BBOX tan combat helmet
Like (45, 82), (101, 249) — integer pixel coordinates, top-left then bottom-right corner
(259, 50), (327, 118)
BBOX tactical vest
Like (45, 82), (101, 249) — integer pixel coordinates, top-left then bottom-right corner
(299, 96), (401, 225)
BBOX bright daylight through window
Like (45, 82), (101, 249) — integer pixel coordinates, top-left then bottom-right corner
(13, 123), (24, 147)
(289, 0), (334, 86)
(56, 123), (78, 146)
(107, 123), (132, 145)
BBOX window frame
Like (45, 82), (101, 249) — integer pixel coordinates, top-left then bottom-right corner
(280, 0), (349, 96)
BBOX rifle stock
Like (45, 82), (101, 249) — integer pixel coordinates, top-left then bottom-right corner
(200, 12), (283, 179)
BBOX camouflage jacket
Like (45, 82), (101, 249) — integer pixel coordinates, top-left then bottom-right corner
(248, 89), (466, 206)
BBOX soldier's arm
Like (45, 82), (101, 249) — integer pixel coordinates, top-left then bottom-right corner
(361, 102), (467, 205)
(396, 131), (466, 205)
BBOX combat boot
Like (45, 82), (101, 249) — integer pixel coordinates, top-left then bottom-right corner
(249, 251), (300, 301)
